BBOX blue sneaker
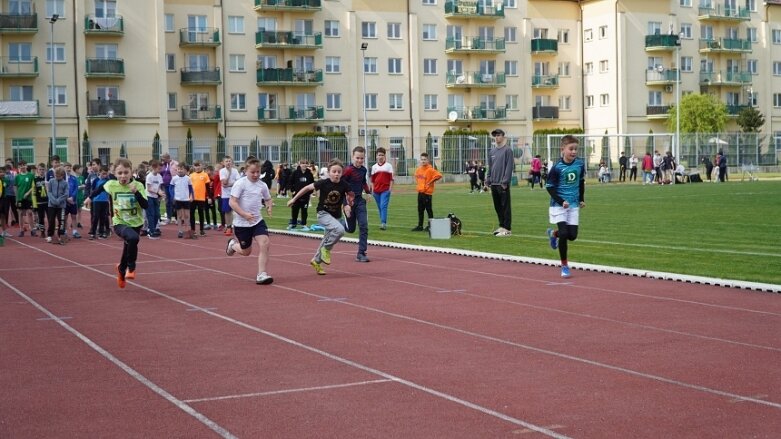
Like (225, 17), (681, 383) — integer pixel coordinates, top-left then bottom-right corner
(561, 266), (571, 278)
(300, 226), (310, 232)
(547, 228), (558, 249)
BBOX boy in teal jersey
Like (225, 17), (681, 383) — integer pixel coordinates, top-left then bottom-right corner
(85, 158), (148, 288)
(14, 162), (35, 237)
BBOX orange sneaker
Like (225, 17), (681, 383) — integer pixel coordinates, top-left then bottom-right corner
(116, 264), (126, 289)
(223, 227), (232, 236)
(125, 268), (136, 280)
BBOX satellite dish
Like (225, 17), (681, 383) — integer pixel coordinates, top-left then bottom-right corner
(456, 75), (466, 84)
(447, 111), (459, 122)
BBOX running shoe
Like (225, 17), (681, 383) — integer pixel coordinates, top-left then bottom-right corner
(300, 226), (310, 232)
(320, 247), (331, 265)
(256, 272), (274, 285)
(116, 264), (126, 289)
(310, 260), (325, 275)
(355, 253), (370, 263)
(126, 268), (136, 280)
(226, 238), (236, 256)
(561, 266), (571, 279)
(547, 228), (558, 250)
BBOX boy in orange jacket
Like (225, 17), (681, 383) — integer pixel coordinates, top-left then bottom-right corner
(411, 152), (442, 231)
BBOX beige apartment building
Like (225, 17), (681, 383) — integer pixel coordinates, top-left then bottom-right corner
(0, 0), (779, 166)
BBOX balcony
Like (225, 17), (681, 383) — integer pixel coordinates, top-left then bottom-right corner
(698, 5), (750, 22)
(255, 31), (322, 49)
(0, 100), (39, 119)
(699, 70), (752, 86)
(646, 105), (672, 119)
(257, 105), (324, 123)
(256, 68), (323, 87)
(446, 106), (507, 122)
(445, 37), (505, 54)
(253, 0), (322, 12)
(532, 106), (559, 121)
(87, 99), (126, 120)
(446, 71), (506, 88)
(179, 28), (221, 47)
(532, 74), (559, 88)
(645, 69), (679, 85)
(85, 58), (125, 78)
(645, 34), (680, 51)
(726, 105), (750, 116)
(181, 105), (222, 123)
(180, 67), (221, 85)
(84, 15), (124, 36)
(698, 38), (751, 54)
(0, 13), (37, 33)
(444, 1), (504, 19)
(0, 57), (38, 77)
(531, 38), (558, 54)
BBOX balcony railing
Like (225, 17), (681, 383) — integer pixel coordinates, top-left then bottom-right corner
(644, 34), (680, 51)
(532, 74), (559, 88)
(446, 106), (507, 121)
(179, 28), (221, 47)
(85, 58), (125, 77)
(645, 69), (679, 84)
(446, 71), (506, 88)
(698, 5), (750, 21)
(87, 99), (126, 119)
(646, 105), (672, 118)
(444, 0), (504, 19)
(254, 0), (322, 12)
(255, 31), (322, 49)
(445, 37), (505, 53)
(84, 15), (124, 35)
(0, 100), (39, 119)
(256, 68), (323, 86)
(182, 105), (222, 123)
(180, 67), (222, 85)
(0, 56), (38, 77)
(0, 13), (37, 33)
(532, 106), (559, 120)
(726, 105), (750, 116)
(531, 38), (558, 54)
(699, 70), (752, 86)
(257, 105), (324, 123)
(698, 38), (751, 53)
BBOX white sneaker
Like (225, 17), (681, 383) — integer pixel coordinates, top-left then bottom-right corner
(495, 229), (512, 237)
(45, 236), (52, 243)
(256, 272), (274, 285)
(225, 238), (236, 256)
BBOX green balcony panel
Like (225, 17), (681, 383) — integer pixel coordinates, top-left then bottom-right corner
(470, 106), (507, 120)
(257, 105), (324, 123)
(256, 68), (323, 86)
(698, 5), (750, 21)
(644, 34), (680, 50)
(87, 99), (126, 119)
(532, 74), (559, 87)
(726, 105), (750, 116)
(179, 28), (221, 47)
(699, 38), (751, 53)
(85, 58), (125, 77)
(645, 69), (679, 84)
(532, 106), (559, 120)
(699, 70), (752, 86)
(446, 71), (505, 88)
(0, 13), (37, 33)
(0, 56), (38, 77)
(255, 31), (322, 49)
(445, 37), (505, 53)
(646, 105), (672, 118)
(0, 100), (39, 119)
(180, 67), (222, 85)
(84, 15), (124, 35)
(254, 0), (322, 12)
(531, 38), (558, 53)
(444, 0), (504, 19)
(182, 105), (222, 123)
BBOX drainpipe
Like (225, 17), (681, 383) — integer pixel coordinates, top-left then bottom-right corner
(614, 0), (619, 141)
(406, 0), (415, 154)
(72, 0), (81, 142)
(219, 0), (228, 138)
(578, 1), (584, 130)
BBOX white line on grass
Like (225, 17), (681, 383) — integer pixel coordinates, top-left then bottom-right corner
(183, 379), (393, 403)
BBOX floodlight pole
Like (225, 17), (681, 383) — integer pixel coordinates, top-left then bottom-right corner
(50, 14), (59, 159)
(360, 42), (368, 147)
(675, 32), (682, 165)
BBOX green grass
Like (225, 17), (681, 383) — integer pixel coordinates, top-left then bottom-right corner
(264, 179), (781, 285)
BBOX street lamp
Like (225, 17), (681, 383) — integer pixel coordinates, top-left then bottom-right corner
(675, 32), (682, 164)
(49, 14), (59, 159)
(360, 42), (368, 147)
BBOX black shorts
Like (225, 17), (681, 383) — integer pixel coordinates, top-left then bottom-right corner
(234, 220), (269, 250)
(17, 198), (33, 210)
(174, 200), (191, 210)
(64, 202), (77, 215)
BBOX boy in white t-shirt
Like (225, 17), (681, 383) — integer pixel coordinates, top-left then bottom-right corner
(225, 158), (274, 285)
(145, 160), (164, 238)
(171, 164), (193, 239)
(219, 156), (240, 236)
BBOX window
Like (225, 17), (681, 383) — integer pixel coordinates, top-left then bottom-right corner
(48, 85), (66, 106)
(10, 85), (33, 101)
(558, 61), (570, 76)
(599, 25), (608, 39)
(680, 0), (691, 6)
(8, 0), (33, 15)
(230, 93), (246, 111)
(424, 94), (437, 110)
(422, 0), (436, 4)
(422, 24), (437, 40)
(701, 25), (713, 41)
(326, 93), (341, 110)
(504, 0), (516, 7)
(558, 29), (569, 43)
(505, 60), (518, 76)
(772, 29), (781, 44)
(506, 95), (518, 111)
(165, 14), (174, 32)
(681, 56), (693, 72)
(647, 56), (663, 71)
(447, 59), (463, 74)
(257, 55), (276, 69)
(423, 58), (437, 75)
(747, 59), (757, 75)
(167, 93), (177, 111)
(233, 145), (249, 163)
(228, 16), (244, 34)
(774, 93), (781, 108)
(648, 91), (662, 106)
(11, 138), (35, 165)
(600, 94), (609, 106)
(388, 58), (402, 74)
(387, 22), (402, 39)
(504, 27), (517, 43)
(365, 93), (378, 110)
(648, 22), (662, 35)
(229, 54), (245, 72)
(533, 28), (548, 39)
(748, 90), (757, 107)
(362, 21), (377, 38)
(389, 93), (403, 110)
(430, 137), (440, 159)
(95, 0), (116, 18)
(747, 27), (757, 42)
(364, 57), (377, 74)
(746, 0), (756, 12)
(324, 20), (339, 37)
(586, 95), (594, 107)
(95, 44), (117, 59)
(8, 43), (32, 62)
(680, 24), (692, 39)
(773, 61), (781, 76)
(46, 43), (65, 63)
(325, 56), (340, 73)
(584, 29), (593, 41)
(559, 95), (571, 111)
(257, 17), (276, 33)
(46, 0), (64, 18)
(584, 62), (593, 75)
(599, 60), (609, 73)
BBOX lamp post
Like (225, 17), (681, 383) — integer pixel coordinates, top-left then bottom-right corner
(360, 42), (368, 147)
(49, 14), (59, 160)
(675, 32), (682, 164)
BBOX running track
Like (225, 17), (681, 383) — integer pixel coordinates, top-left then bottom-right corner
(1, 231), (780, 438)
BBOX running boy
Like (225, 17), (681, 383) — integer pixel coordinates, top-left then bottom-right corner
(411, 153), (442, 231)
(224, 158), (275, 285)
(545, 135), (586, 279)
(84, 158), (148, 288)
(287, 159), (353, 275)
(342, 146), (371, 262)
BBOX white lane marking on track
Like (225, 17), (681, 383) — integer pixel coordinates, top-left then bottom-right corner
(183, 379), (393, 403)
(0, 276), (238, 439)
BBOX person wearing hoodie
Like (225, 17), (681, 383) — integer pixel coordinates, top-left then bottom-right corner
(46, 166), (69, 244)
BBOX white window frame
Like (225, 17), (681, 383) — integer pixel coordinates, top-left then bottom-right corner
(747, 27), (757, 43)
(586, 95), (594, 108)
(48, 85), (66, 106)
(584, 29), (593, 42)
(558, 61), (570, 77)
(165, 14), (174, 32)
(504, 0), (517, 8)
(230, 93), (246, 111)
(558, 29), (569, 44)
(325, 56), (341, 74)
(422, 24), (437, 41)
(364, 57), (377, 74)
(424, 94), (438, 110)
(599, 25), (608, 39)
(773, 61), (781, 76)
(680, 23), (693, 39)
(387, 22), (402, 39)
(389, 93), (403, 110)
(167, 93), (177, 111)
(559, 95), (571, 111)
(362, 21), (377, 39)
(584, 62), (593, 75)
(599, 60), (609, 73)
(505, 60), (518, 76)
(773, 29), (781, 45)
(229, 54), (245, 72)
(773, 93), (781, 108)
(681, 56), (693, 72)
(506, 94), (518, 111)
(46, 43), (65, 63)
(648, 91), (662, 106)
(8, 42), (32, 62)
(326, 93), (341, 110)
(46, 0), (64, 18)
(504, 27), (517, 43)
(600, 93), (609, 106)
(747, 59), (757, 75)
(388, 58), (403, 74)
(422, 0), (436, 5)
(680, 0), (692, 6)
(365, 93), (378, 110)
(423, 58), (437, 75)
(228, 16), (244, 34)
(324, 20), (339, 37)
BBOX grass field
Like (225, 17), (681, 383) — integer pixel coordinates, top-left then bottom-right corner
(264, 178), (781, 286)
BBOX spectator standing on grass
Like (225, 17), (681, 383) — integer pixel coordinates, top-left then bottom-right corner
(642, 152), (654, 185)
(618, 152), (628, 182)
(288, 159), (314, 231)
(477, 160), (487, 192)
(530, 155), (543, 189)
(702, 155), (714, 182)
(342, 146), (371, 263)
(546, 135), (586, 279)
(653, 151), (663, 183)
(84, 158), (148, 289)
(718, 150), (728, 182)
(411, 152), (442, 232)
(219, 156), (240, 236)
(225, 158), (275, 285)
(287, 159), (353, 276)
(487, 128), (514, 237)
(370, 147), (394, 230)
(629, 153), (638, 182)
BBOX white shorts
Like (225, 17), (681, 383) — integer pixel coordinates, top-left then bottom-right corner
(549, 206), (580, 225)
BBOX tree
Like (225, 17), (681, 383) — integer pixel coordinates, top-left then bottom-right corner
(152, 132), (161, 160)
(81, 131), (91, 165)
(668, 93), (727, 133)
(185, 128), (193, 164)
(736, 106), (764, 133)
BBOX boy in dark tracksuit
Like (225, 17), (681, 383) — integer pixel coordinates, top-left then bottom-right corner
(342, 147), (371, 262)
(288, 160), (315, 230)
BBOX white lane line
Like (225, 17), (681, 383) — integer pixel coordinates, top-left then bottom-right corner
(0, 276), (238, 439)
(184, 379), (393, 403)
(14, 241), (573, 439)
(36, 316), (72, 321)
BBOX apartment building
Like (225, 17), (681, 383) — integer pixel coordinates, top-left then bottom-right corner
(1, 0), (778, 165)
